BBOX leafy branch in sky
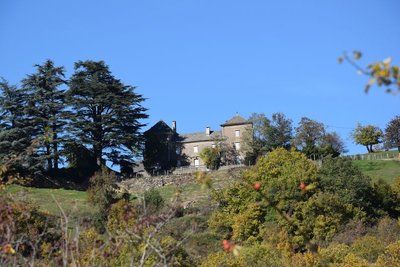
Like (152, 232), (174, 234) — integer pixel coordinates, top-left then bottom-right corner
(338, 51), (399, 94)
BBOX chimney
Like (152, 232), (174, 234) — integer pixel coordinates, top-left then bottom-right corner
(206, 126), (211, 136)
(172, 121), (176, 132)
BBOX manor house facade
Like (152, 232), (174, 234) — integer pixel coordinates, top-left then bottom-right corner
(143, 115), (252, 170)
(180, 115), (252, 166)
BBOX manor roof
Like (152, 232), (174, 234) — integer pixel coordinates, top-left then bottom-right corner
(181, 131), (222, 143)
(220, 115), (250, 127)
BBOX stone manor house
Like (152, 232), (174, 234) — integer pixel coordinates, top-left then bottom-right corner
(141, 115), (252, 174)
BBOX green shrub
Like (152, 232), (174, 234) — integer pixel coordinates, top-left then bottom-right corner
(0, 195), (60, 263)
(319, 243), (352, 265)
(106, 199), (136, 235)
(288, 192), (365, 249)
(143, 188), (165, 213)
(319, 157), (373, 211)
(87, 167), (119, 231)
(245, 148), (318, 212)
(232, 203), (264, 242)
(374, 241), (400, 267)
(200, 147), (221, 170)
(351, 235), (385, 263)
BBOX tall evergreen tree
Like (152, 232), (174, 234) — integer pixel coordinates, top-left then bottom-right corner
(22, 60), (67, 175)
(67, 60), (147, 168)
(0, 78), (26, 129)
(0, 78), (33, 177)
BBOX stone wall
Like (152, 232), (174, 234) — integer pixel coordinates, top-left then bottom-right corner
(117, 173), (196, 193)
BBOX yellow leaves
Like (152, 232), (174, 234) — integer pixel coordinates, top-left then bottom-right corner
(339, 50), (399, 94)
(232, 244), (242, 257)
(1, 244), (16, 255)
(195, 171), (213, 190)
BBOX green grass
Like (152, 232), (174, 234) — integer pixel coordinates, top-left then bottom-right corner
(5, 168), (245, 217)
(353, 160), (400, 184)
(6, 185), (96, 221)
(349, 150), (399, 160)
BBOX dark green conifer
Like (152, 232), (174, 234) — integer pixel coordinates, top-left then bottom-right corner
(67, 60), (147, 168)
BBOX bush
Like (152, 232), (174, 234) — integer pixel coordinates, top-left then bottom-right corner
(319, 157), (373, 212)
(0, 195), (60, 264)
(87, 167), (120, 231)
(200, 147), (221, 170)
(143, 188), (165, 213)
(319, 243), (351, 265)
(370, 179), (400, 218)
(106, 199), (136, 235)
(199, 243), (284, 267)
(351, 235), (385, 263)
(374, 241), (400, 267)
(288, 192), (365, 250)
(87, 167), (118, 213)
(232, 203), (264, 242)
(245, 148), (318, 211)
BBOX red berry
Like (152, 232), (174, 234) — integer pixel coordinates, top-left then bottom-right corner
(222, 239), (231, 251)
(253, 182), (261, 190)
(299, 181), (306, 191)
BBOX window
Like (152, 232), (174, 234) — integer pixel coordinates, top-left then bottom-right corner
(235, 130), (240, 137)
(194, 146), (198, 153)
(234, 142), (241, 150)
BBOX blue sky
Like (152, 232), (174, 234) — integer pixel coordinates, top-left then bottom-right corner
(1, 0), (399, 155)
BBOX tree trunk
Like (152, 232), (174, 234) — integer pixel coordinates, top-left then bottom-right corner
(94, 144), (102, 168)
(46, 144), (53, 172)
(52, 128), (58, 177)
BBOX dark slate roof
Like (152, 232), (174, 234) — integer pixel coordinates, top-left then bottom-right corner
(220, 115), (250, 126)
(181, 131), (223, 143)
(145, 120), (173, 134)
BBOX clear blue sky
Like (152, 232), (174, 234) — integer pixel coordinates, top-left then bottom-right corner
(1, 0), (399, 155)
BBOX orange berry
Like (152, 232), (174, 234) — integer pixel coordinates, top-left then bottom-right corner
(253, 182), (261, 190)
(299, 181), (306, 191)
(222, 239), (231, 251)
(2, 244), (15, 254)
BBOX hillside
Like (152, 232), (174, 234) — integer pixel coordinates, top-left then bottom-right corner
(5, 157), (400, 218)
(353, 159), (400, 184)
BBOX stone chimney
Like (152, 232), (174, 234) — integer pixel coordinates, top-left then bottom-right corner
(172, 121), (176, 132)
(206, 126), (211, 136)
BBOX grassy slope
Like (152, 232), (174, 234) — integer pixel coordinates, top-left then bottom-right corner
(352, 159), (400, 184)
(5, 159), (399, 221)
(5, 185), (96, 222)
(5, 168), (243, 217)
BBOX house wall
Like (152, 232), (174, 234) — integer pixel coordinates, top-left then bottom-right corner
(181, 123), (252, 167)
(182, 140), (215, 166)
(221, 123), (252, 153)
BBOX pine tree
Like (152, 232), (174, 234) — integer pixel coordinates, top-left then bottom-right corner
(67, 60), (147, 168)
(22, 60), (67, 175)
(0, 78), (33, 177)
